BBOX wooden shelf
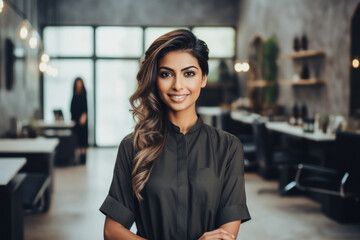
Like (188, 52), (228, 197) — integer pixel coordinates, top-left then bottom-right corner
(280, 50), (325, 59)
(247, 80), (275, 88)
(279, 79), (324, 86)
(206, 82), (234, 88)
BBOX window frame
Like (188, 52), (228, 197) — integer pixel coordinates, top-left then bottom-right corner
(41, 25), (237, 146)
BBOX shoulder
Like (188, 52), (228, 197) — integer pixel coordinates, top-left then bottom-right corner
(115, 133), (135, 169)
(201, 123), (242, 150)
(120, 133), (134, 147)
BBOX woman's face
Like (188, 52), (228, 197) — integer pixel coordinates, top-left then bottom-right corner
(75, 79), (83, 93)
(156, 50), (207, 115)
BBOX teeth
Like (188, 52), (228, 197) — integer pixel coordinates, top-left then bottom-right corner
(170, 95), (187, 99)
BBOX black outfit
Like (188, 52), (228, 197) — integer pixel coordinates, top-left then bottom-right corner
(70, 92), (88, 148)
(100, 117), (250, 240)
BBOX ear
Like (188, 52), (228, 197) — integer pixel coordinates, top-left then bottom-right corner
(201, 75), (207, 88)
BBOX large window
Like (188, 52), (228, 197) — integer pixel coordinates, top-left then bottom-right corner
(192, 27), (235, 58)
(44, 27), (94, 57)
(43, 26), (236, 146)
(96, 60), (138, 146)
(96, 27), (143, 57)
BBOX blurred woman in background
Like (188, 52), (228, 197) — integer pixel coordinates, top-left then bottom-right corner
(71, 77), (88, 164)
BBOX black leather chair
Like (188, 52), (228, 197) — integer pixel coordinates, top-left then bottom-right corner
(237, 132), (257, 170)
(252, 118), (289, 180)
(223, 113), (257, 170)
(294, 131), (360, 222)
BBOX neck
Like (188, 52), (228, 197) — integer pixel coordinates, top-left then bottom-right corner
(168, 110), (198, 134)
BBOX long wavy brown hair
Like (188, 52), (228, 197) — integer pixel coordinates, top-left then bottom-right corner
(130, 29), (209, 201)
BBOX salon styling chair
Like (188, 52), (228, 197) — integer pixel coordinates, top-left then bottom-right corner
(294, 131), (360, 222)
(252, 118), (290, 180)
(237, 133), (257, 170)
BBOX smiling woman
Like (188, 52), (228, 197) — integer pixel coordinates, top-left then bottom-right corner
(157, 51), (207, 120)
(100, 29), (250, 240)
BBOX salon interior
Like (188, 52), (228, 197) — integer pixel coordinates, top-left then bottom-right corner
(1, 0), (360, 239)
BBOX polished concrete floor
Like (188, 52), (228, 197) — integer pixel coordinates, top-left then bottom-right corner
(24, 147), (360, 240)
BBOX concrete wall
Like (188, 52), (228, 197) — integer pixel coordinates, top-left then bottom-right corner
(39, 0), (239, 26)
(0, 0), (40, 136)
(236, 0), (360, 117)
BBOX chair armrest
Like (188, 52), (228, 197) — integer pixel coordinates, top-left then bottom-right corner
(22, 173), (51, 210)
(295, 164), (359, 198)
(297, 164), (338, 175)
(340, 172), (360, 198)
(295, 164), (339, 191)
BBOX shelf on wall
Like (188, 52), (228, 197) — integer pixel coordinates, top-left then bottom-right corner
(247, 80), (275, 88)
(280, 50), (325, 59)
(206, 82), (234, 88)
(279, 79), (324, 86)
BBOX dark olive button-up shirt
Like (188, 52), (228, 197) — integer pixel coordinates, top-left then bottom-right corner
(100, 117), (251, 240)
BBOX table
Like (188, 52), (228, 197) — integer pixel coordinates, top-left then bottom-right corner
(230, 110), (336, 142)
(0, 158), (27, 240)
(33, 120), (75, 129)
(0, 158), (26, 185)
(0, 138), (59, 212)
(230, 110), (263, 124)
(0, 137), (60, 153)
(30, 122), (77, 165)
(266, 122), (336, 142)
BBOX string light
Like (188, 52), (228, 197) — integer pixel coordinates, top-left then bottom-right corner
(39, 62), (48, 72)
(19, 19), (30, 40)
(46, 66), (58, 77)
(234, 62), (250, 73)
(39, 52), (58, 77)
(41, 53), (50, 63)
(29, 29), (40, 49)
(0, 0), (4, 13)
(242, 62), (250, 72)
(352, 58), (359, 69)
(234, 62), (242, 72)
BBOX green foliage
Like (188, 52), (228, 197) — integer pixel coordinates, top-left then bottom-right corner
(262, 35), (279, 104)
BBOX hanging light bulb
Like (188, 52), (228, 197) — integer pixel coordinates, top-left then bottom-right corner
(242, 62), (250, 72)
(234, 62), (243, 72)
(352, 58), (359, 69)
(234, 61), (250, 73)
(0, 0), (4, 13)
(39, 62), (48, 72)
(41, 52), (50, 63)
(19, 20), (31, 40)
(46, 66), (58, 77)
(29, 29), (40, 49)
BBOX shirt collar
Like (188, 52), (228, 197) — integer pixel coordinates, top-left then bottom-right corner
(167, 115), (203, 135)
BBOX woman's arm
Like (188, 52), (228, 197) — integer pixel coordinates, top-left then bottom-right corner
(79, 112), (87, 125)
(198, 221), (241, 240)
(220, 220), (241, 239)
(104, 217), (146, 240)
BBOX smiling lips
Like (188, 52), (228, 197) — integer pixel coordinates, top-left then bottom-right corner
(168, 94), (190, 102)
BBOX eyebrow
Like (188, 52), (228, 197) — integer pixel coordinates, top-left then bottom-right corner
(158, 66), (199, 71)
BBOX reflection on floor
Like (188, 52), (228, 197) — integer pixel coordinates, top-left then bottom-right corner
(24, 147), (360, 240)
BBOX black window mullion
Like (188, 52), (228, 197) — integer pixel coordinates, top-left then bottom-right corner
(93, 25), (97, 147)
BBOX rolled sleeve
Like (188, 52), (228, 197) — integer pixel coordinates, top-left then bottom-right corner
(216, 204), (251, 227)
(100, 195), (135, 229)
(99, 135), (137, 229)
(216, 136), (251, 227)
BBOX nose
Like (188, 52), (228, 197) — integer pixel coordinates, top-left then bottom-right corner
(171, 75), (183, 91)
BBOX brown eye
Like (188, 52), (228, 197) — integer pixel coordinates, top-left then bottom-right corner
(184, 71), (195, 77)
(159, 72), (172, 78)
